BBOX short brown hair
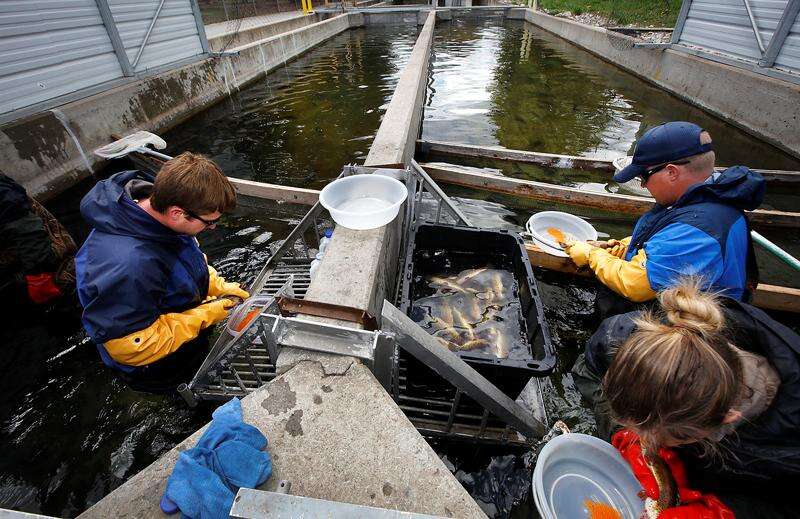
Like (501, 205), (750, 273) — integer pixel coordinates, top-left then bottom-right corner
(603, 278), (742, 452)
(685, 131), (715, 175)
(151, 152), (236, 214)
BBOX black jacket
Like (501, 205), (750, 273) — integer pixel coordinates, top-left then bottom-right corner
(584, 298), (800, 484)
(0, 174), (58, 286)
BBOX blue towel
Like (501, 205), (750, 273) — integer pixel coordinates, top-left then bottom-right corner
(163, 398), (272, 519)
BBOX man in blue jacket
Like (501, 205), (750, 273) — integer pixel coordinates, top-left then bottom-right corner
(564, 121), (763, 303)
(76, 152), (248, 392)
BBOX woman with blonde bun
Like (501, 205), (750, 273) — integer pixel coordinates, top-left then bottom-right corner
(572, 278), (800, 517)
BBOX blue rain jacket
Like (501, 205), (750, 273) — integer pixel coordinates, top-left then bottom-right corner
(75, 170), (210, 370)
(625, 166), (764, 300)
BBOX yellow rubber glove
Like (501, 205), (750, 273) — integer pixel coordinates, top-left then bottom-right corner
(587, 247), (656, 303)
(103, 298), (235, 366)
(607, 236), (632, 259)
(565, 240), (597, 268)
(208, 265), (250, 300)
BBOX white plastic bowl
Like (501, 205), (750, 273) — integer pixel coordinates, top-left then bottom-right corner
(319, 174), (408, 230)
(526, 211), (598, 258)
(533, 433), (644, 519)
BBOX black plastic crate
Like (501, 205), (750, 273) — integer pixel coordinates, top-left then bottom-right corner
(399, 223), (556, 398)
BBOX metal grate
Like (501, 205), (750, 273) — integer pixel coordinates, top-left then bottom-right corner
(393, 353), (527, 445)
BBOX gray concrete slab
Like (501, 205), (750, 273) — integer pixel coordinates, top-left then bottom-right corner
(79, 361), (484, 518)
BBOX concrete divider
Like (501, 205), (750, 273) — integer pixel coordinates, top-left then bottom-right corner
(514, 8), (800, 158)
(366, 9), (436, 166)
(1, 13), (354, 201)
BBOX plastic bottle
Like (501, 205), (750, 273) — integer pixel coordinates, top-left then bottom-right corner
(310, 229), (333, 278)
(318, 228), (333, 255)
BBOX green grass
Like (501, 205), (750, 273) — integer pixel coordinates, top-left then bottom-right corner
(537, 0), (683, 27)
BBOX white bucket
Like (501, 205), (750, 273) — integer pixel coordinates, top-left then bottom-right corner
(532, 433), (644, 519)
(526, 211), (598, 258)
(319, 174), (408, 230)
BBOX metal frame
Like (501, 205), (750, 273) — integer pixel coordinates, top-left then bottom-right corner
(190, 0), (212, 54)
(742, 0), (766, 53)
(132, 0), (168, 69)
(671, 0), (800, 79)
(231, 488), (446, 518)
(95, 0), (135, 77)
(759, 0), (800, 67)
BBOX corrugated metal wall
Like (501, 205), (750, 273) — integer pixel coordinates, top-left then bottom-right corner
(675, 0), (800, 76)
(0, 0), (124, 115)
(0, 0), (208, 117)
(109, 0), (204, 73)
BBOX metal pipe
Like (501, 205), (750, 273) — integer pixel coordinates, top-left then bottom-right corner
(742, 0), (766, 53)
(410, 159), (472, 226)
(132, 0), (168, 69)
(751, 230), (800, 273)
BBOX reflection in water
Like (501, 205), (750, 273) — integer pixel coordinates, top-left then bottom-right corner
(164, 25), (420, 189)
(424, 19), (800, 170)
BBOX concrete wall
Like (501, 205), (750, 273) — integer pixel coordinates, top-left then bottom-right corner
(0, 13), (353, 201)
(514, 8), (800, 159)
(207, 12), (329, 52)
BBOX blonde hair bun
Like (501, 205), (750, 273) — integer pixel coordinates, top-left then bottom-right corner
(658, 278), (724, 334)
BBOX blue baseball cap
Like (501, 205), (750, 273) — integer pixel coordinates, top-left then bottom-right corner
(614, 121), (713, 183)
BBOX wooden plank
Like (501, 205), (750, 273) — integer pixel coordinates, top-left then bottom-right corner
(129, 150), (321, 206)
(423, 162), (652, 212)
(230, 177), (319, 206)
(751, 284), (800, 313)
(421, 163), (800, 229)
(418, 140), (616, 171)
(417, 140), (800, 184)
(525, 242), (800, 313)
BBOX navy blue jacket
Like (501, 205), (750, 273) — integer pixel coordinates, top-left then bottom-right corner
(625, 166), (764, 300)
(586, 298), (800, 483)
(76, 171), (209, 366)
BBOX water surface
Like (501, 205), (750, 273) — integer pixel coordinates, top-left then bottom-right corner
(164, 25), (420, 189)
(423, 19), (800, 170)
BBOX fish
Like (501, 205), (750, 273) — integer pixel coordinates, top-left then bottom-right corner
(484, 327), (509, 359)
(429, 275), (477, 295)
(584, 500), (622, 519)
(546, 227), (567, 244)
(642, 449), (679, 517)
(452, 309), (475, 341)
(491, 273), (504, 300)
(457, 339), (490, 351)
(434, 327), (461, 342)
(234, 308), (260, 333)
(456, 268), (487, 284)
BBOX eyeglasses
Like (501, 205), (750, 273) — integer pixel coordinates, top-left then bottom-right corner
(183, 208), (220, 228)
(640, 159), (691, 184)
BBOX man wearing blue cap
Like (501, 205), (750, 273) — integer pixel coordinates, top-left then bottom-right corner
(564, 121), (764, 303)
